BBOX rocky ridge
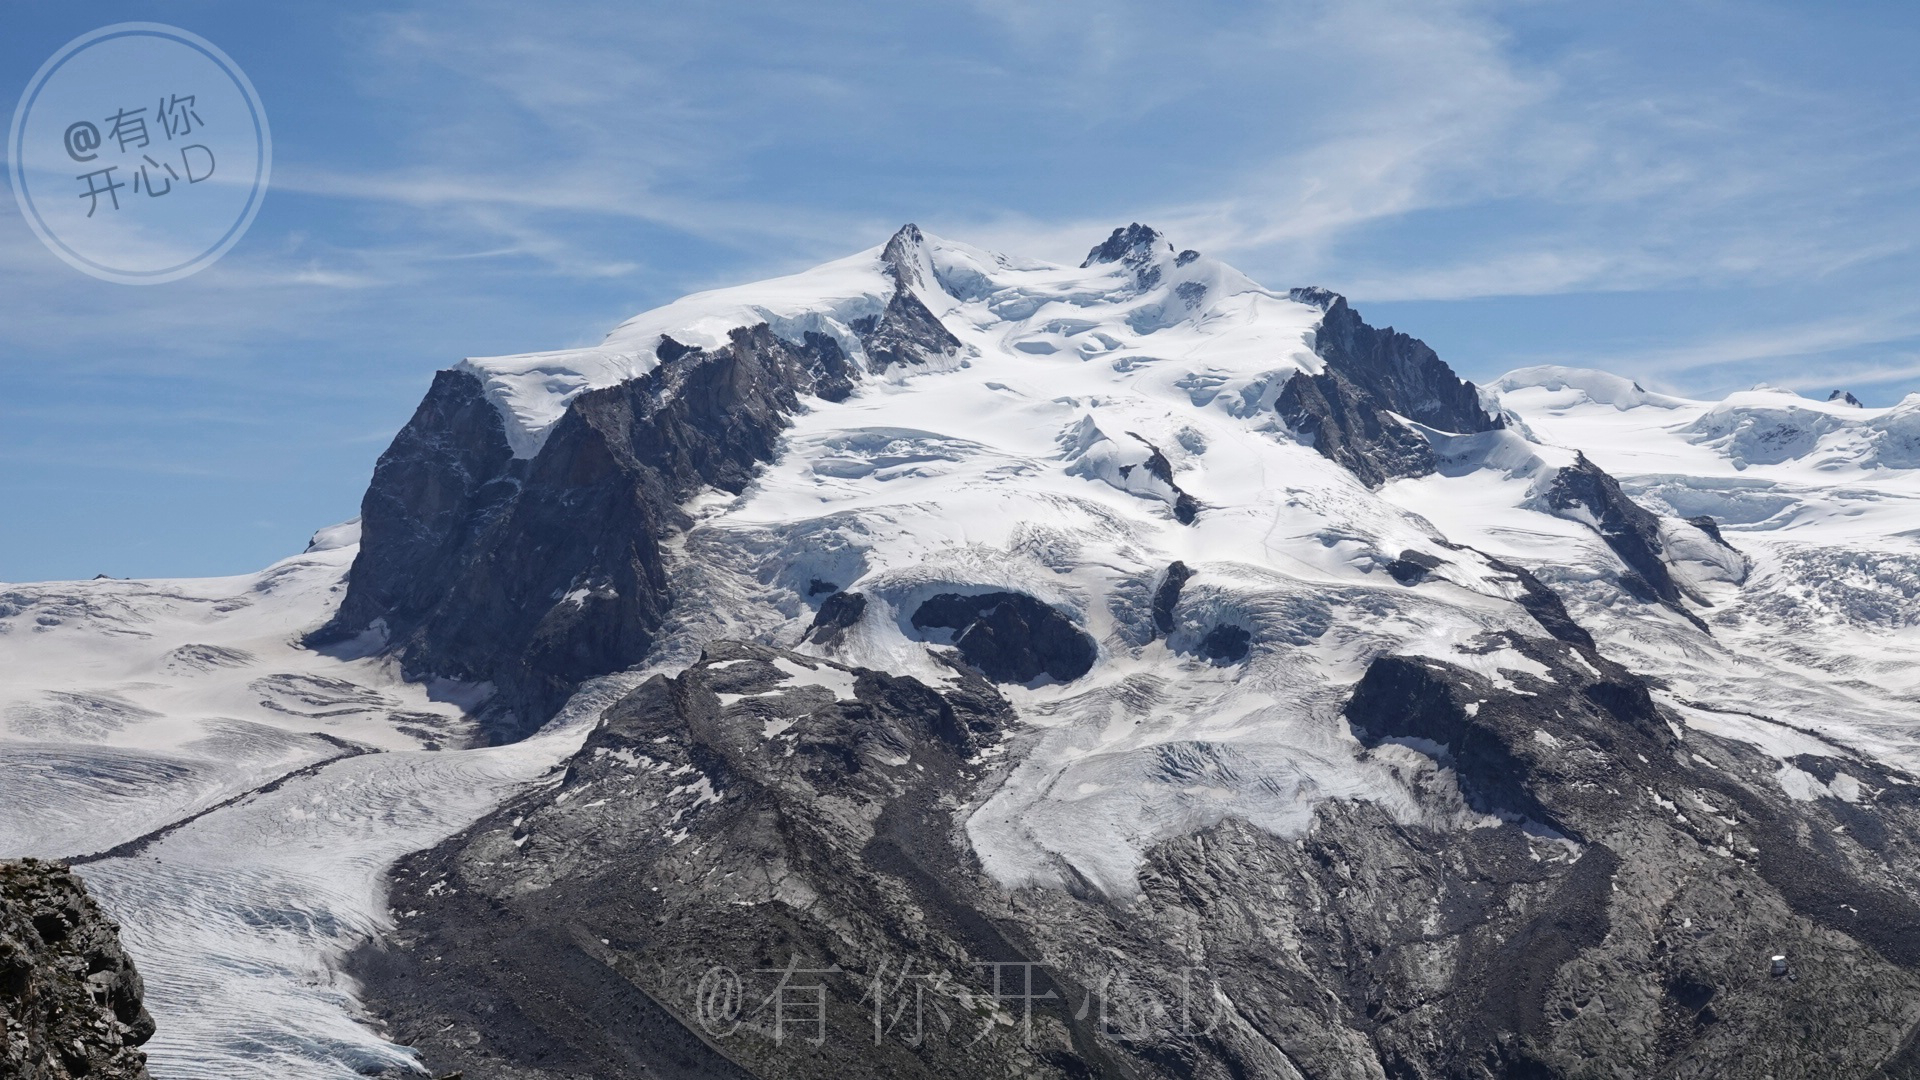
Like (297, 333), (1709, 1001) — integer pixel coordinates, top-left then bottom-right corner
(357, 619), (1920, 1078)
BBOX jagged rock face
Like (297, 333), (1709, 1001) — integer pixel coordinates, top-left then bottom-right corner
(316, 324), (856, 736)
(1, 860), (154, 1080)
(1542, 452), (1692, 612)
(850, 290), (963, 373)
(322, 367), (520, 645)
(1082, 222), (1172, 290)
(1277, 289), (1499, 488)
(351, 642), (1115, 1080)
(910, 592), (1098, 684)
(1277, 368), (1438, 487)
(850, 224), (965, 373)
(1290, 287), (1500, 436)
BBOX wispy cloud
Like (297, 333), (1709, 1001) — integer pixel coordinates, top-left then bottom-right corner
(5, 0), (1919, 577)
(1768, 356), (1920, 397)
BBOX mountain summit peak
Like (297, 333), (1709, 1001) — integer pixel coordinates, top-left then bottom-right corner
(881, 222), (931, 290)
(1081, 222), (1169, 268)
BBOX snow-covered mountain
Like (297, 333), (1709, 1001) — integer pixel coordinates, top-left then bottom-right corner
(5, 224), (1920, 1079)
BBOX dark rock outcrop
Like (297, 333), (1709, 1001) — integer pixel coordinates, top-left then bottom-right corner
(1385, 549), (1444, 585)
(1196, 623), (1250, 664)
(1289, 287), (1500, 435)
(1081, 223), (1171, 290)
(1688, 514), (1740, 552)
(1478, 552), (1598, 650)
(851, 225), (965, 373)
(1340, 633), (1920, 1076)
(801, 590), (867, 648)
(910, 592), (1097, 684)
(350, 643), (1105, 1080)
(315, 324), (858, 738)
(1133, 436), (1200, 523)
(356, 626), (1920, 1080)
(1542, 453), (1707, 627)
(1150, 562), (1192, 637)
(1279, 289), (1499, 488)
(1277, 367), (1437, 487)
(318, 368), (519, 651)
(1, 860), (154, 1080)
(1830, 390), (1865, 407)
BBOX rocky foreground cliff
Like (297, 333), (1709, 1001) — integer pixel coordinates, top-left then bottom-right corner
(1, 860), (154, 1080)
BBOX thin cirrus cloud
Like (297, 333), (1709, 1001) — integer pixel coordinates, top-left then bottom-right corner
(1579, 305), (1920, 391)
(293, 1), (1919, 314)
(5, 0), (1920, 580)
(6, 0), (1918, 374)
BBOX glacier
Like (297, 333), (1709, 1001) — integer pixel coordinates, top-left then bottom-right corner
(4, 224), (1920, 1077)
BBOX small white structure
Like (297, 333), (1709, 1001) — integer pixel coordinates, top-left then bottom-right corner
(1770, 955), (1789, 977)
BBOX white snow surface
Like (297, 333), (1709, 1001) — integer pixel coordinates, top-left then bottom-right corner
(0, 536), (637, 1078)
(1458, 366), (1920, 773)
(6, 232), (1920, 1076)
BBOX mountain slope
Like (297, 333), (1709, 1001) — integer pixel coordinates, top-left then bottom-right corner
(6, 225), (1920, 1079)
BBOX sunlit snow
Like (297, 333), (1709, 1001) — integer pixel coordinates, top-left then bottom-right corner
(5, 231), (1919, 1076)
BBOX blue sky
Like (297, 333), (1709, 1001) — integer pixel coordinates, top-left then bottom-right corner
(4, 0), (1919, 581)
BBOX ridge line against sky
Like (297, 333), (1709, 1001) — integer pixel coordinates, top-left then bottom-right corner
(3, 0), (1919, 580)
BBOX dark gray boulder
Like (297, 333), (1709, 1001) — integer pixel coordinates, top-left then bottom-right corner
(801, 590), (867, 648)
(1385, 549), (1445, 585)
